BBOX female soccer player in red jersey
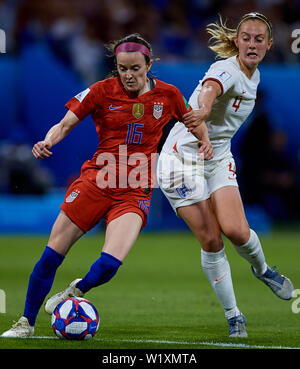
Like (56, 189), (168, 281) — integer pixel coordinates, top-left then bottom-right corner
(1, 34), (213, 337)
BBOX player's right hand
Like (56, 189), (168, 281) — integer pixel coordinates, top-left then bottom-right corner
(198, 140), (214, 160)
(182, 109), (206, 132)
(32, 140), (53, 159)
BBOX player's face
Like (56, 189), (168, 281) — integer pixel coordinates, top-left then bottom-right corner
(116, 52), (152, 95)
(235, 20), (272, 70)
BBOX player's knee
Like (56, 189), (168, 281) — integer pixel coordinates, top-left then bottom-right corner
(201, 235), (224, 253)
(223, 226), (250, 246)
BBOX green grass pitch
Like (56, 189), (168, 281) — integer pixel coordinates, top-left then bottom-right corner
(0, 231), (299, 349)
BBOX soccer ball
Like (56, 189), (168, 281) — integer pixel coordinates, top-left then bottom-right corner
(51, 297), (100, 340)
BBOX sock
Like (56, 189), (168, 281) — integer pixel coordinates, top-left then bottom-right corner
(76, 252), (122, 294)
(24, 246), (65, 326)
(201, 248), (240, 319)
(234, 229), (267, 275)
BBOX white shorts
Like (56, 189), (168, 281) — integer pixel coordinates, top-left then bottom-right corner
(157, 151), (238, 213)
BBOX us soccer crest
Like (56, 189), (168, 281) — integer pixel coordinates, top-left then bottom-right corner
(153, 102), (163, 119)
(132, 103), (144, 119)
(66, 190), (80, 203)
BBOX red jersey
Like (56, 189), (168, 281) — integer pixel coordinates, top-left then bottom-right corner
(65, 77), (191, 191)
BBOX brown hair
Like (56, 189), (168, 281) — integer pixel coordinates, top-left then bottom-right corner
(106, 33), (153, 77)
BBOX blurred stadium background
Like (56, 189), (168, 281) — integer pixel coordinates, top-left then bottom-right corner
(0, 0), (299, 235)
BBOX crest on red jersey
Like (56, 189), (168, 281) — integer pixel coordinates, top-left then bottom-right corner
(153, 102), (163, 119)
(132, 103), (144, 119)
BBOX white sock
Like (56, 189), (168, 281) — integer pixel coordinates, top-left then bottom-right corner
(234, 229), (267, 275)
(201, 248), (240, 319)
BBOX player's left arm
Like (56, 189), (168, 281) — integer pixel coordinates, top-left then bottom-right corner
(32, 110), (80, 159)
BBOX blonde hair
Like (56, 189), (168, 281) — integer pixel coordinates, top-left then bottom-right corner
(206, 15), (238, 59)
(207, 13), (273, 59)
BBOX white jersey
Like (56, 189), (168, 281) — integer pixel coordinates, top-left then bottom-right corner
(162, 56), (260, 161)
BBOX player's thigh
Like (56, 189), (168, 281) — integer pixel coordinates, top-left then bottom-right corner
(210, 186), (250, 245)
(177, 200), (223, 252)
(48, 211), (84, 256)
(102, 212), (143, 261)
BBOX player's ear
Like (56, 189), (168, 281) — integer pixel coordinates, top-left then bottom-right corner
(146, 60), (153, 72)
(234, 36), (239, 49)
(267, 38), (273, 50)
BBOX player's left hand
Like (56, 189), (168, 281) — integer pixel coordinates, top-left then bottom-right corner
(182, 109), (205, 131)
(198, 140), (214, 160)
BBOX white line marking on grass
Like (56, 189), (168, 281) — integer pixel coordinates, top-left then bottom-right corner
(111, 338), (300, 350)
(28, 336), (58, 340)
(10, 336), (300, 349)
(0, 336), (58, 340)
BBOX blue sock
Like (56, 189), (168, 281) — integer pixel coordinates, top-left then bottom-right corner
(76, 252), (122, 294)
(24, 246), (64, 326)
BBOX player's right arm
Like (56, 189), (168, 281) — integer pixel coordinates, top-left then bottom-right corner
(179, 80), (220, 160)
(32, 110), (80, 159)
(192, 122), (215, 160)
(182, 80), (221, 132)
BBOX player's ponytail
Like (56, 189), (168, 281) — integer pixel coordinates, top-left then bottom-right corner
(206, 15), (238, 59)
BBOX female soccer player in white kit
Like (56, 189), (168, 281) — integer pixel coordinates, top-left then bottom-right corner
(157, 12), (294, 337)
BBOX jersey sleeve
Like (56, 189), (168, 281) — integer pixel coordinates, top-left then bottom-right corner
(201, 61), (237, 96)
(170, 87), (192, 121)
(65, 82), (102, 120)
